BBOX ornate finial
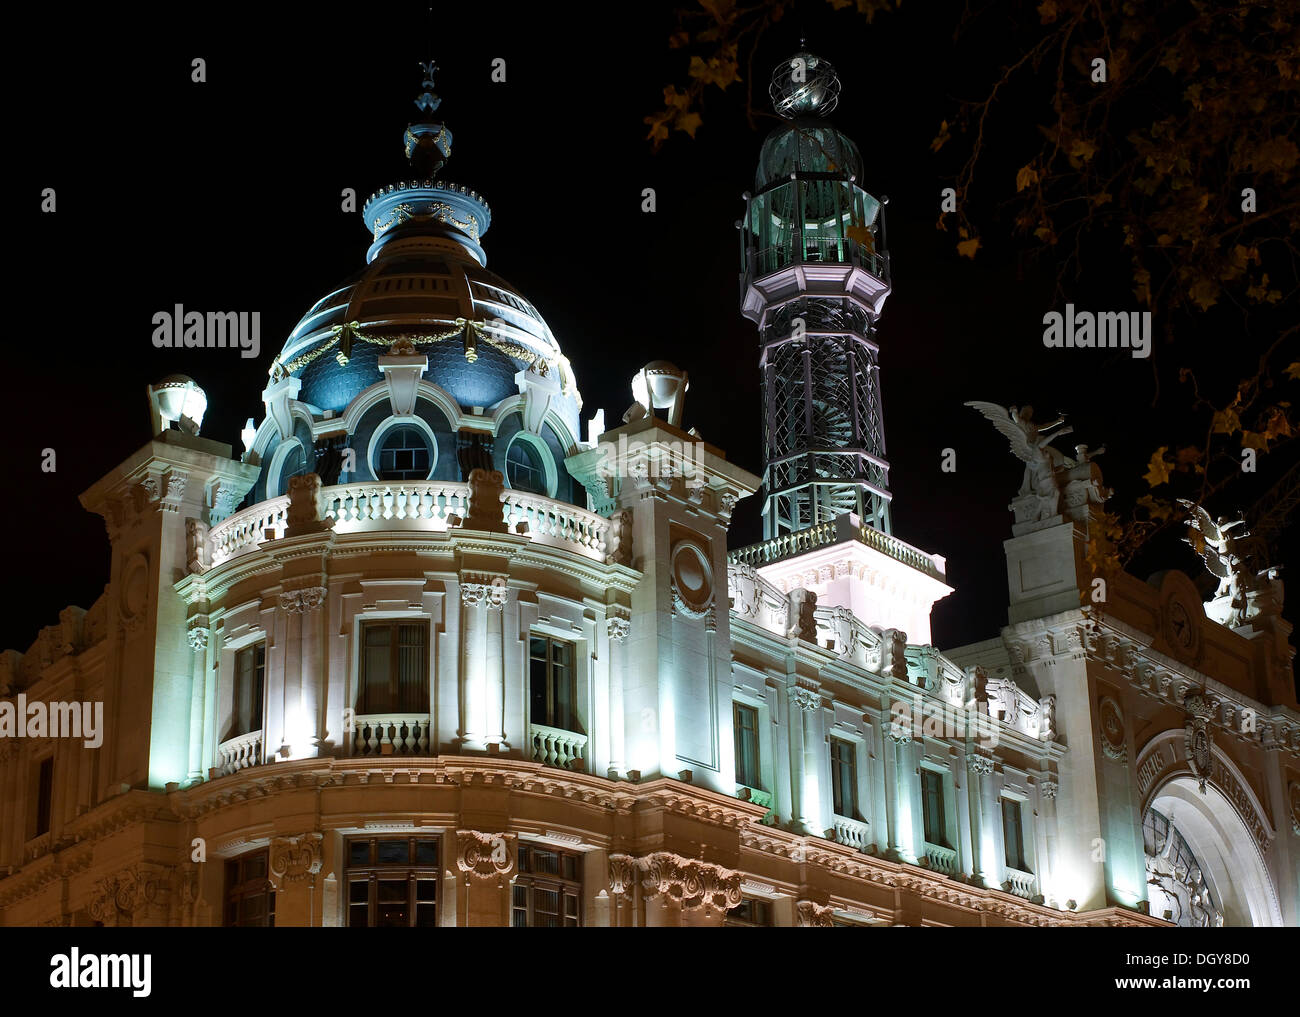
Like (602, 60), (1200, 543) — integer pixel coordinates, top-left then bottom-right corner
(770, 49), (841, 119)
(404, 58), (453, 176)
(414, 59), (441, 115)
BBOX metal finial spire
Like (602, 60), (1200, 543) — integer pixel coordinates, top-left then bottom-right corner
(414, 60), (442, 115)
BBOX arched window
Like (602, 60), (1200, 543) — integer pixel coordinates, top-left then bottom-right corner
(270, 438), (311, 497)
(374, 424), (434, 481)
(505, 435), (549, 495)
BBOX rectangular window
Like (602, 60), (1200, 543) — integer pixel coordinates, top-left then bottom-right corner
(512, 844), (581, 927)
(1002, 798), (1028, 871)
(734, 703), (761, 789)
(921, 769), (948, 848)
(345, 836), (440, 928)
(224, 850), (275, 927)
(232, 643), (266, 738)
(529, 635), (577, 731)
(725, 897), (773, 927)
(830, 737), (857, 818)
(359, 622), (429, 715)
(34, 756), (54, 837)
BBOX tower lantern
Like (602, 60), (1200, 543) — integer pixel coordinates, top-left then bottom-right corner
(740, 48), (893, 539)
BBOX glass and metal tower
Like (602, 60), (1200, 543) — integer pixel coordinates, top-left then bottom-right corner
(739, 49), (894, 539)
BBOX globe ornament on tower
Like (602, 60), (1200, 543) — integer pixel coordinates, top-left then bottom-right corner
(769, 49), (841, 119)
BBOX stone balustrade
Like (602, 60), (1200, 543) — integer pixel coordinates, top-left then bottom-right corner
(529, 723), (588, 770)
(1003, 867), (1038, 900)
(831, 814), (870, 851)
(208, 480), (610, 566)
(324, 481), (469, 528)
(923, 842), (959, 876)
(351, 714), (431, 756)
(502, 490), (608, 560)
(216, 729), (264, 775)
(210, 498), (290, 565)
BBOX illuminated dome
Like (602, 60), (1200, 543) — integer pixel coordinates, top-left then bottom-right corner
(248, 63), (584, 509)
(276, 242), (576, 415)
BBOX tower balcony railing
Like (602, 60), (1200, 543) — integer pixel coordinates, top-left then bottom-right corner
(746, 240), (889, 283)
(209, 481), (610, 567)
(728, 518), (944, 582)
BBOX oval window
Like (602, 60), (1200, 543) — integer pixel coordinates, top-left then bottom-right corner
(375, 425), (433, 481)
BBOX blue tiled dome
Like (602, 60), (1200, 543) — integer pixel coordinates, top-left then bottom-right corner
(275, 243), (577, 420)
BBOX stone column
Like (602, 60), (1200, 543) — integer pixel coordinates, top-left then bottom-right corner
(884, 716), (912, 862)
(484, 580), (506, 749)
(607, 612), (630, 778)
(791, 686), (823, 833)
(278, 586), (326, 756)
(459, 583), (490, 750)
(186, 621), (209, 783)
(966, 752), (993, 887)
(1038, 777), (1060, 904)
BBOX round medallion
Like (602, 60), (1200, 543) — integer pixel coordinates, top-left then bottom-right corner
(670, 541), (713, 618)
(120, 553), (150, 627)
(1099, 696), (1127, 761)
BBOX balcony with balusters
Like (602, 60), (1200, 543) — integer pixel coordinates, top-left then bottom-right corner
(207, 479), (612, 568)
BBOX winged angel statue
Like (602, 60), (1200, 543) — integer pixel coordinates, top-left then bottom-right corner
(965, 403), (1089, 521)
(1178, 500), (1281, 627)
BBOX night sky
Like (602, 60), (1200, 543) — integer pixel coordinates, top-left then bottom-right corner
(14, 2), (1298, 675)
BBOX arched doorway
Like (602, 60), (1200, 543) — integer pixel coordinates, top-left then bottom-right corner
(1143, 774), (1283, 927)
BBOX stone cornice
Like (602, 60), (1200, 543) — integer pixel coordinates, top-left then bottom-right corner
(179, 527), (641, 607)
(1009, 612), (1300, 757)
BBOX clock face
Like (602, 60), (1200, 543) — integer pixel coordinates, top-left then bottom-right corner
(1169, 601), (1193, 647)
(1163, 592), (1201, 662)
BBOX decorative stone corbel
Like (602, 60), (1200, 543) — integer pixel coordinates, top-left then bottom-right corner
(881, 628), (910, 680)
(261, 373), (302, 442)
(186, 518), (209, 574)
(608, 853), (637, 896)
(639, 852), (742, 913)
(378, 338), (429, 416)
(268, 832), (324, 888)
(515, 361), (563, 436)
(455, 830), (516, 881)
(606, 509), (633, 567)
(796, 899), (836, 926)
(279, 587), (327, 613)
(606, 609), (631, 642)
